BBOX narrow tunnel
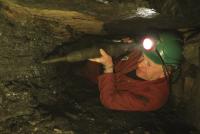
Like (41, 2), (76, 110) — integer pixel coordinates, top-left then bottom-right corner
(0, 0), (200, 134)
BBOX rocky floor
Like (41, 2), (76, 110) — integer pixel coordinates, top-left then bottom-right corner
(0, 71), (198, 134)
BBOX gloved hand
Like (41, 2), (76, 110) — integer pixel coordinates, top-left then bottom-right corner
(89, 48), (113, 73)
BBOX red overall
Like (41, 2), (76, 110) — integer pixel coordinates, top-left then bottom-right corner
(83, 49), (169, 111)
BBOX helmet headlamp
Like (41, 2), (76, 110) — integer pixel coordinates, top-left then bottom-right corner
(141, 33), (183, 83)
(142, 38), (155, 51)
(141, 37), (171, 82)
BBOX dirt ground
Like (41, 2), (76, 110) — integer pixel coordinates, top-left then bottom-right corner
(0, 68), (197, 134)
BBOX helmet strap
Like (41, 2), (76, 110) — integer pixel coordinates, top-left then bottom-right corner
(155, 49), (171, 83)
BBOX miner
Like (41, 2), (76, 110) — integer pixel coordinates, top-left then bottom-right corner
(83, 32), (183, 111)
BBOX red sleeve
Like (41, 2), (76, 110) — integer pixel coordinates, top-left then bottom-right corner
(98, 73), (166, 111)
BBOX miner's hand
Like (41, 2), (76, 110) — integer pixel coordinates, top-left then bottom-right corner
(89, 49), (113, 73)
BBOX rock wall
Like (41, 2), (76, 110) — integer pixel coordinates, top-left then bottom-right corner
(175, 30), (200, 131)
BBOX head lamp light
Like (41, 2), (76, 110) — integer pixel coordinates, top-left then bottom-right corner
(142, 38), (155, 51)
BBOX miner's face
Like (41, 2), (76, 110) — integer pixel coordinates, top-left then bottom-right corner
(136, 54), (165, 81)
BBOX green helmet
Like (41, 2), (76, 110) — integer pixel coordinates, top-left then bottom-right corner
(143, 32), (183, 68)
